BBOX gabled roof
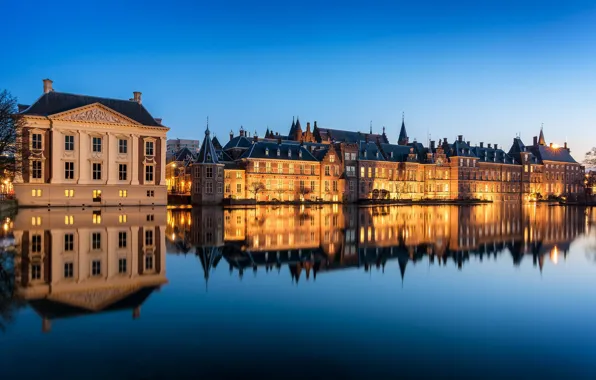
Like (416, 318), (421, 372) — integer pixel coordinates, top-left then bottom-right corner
(211, 136), (223, 150)
(359, 141), (385, 161)
(196, 128), (220, 164)
(446, 140), (477, 158)
(240, 141), (318, 161)
(223, 135), (252, 151)
(508, 138), (539, 164)
(171, 147), (196, 163)
(19, 91), (163, 127)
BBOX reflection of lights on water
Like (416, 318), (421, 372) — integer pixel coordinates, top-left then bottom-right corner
(171, 233), (175, 240)
(2, 223), (7, 231)
(550, 246), (559, 265)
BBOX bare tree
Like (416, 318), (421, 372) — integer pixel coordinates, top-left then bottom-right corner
(297, 185), (312, 201)
(248, 182), (266, 200)
(0, 90), (25, 181)
(585, 147), (596, 168)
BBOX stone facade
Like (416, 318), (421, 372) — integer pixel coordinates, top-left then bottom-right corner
(14, 79), (168, 207)
(190, 118), (584, 204)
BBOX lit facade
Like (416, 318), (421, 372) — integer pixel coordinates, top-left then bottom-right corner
(14, 79), (168, 207)
(189, 119), (583, 204)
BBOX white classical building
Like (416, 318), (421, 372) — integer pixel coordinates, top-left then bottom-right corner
(14, 79), (169, 206)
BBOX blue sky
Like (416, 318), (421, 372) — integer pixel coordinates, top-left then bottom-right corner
(2, 0), (595, 160)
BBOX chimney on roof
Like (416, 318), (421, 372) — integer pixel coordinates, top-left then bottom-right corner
(533, 136), (538, 146)
(494, 143), (498, 150)
(154, 118), (162, 125)
(487, 143), (492, 149)
(239, 127), (245, 137)
(479, 142), (484, 148)
(430, 140), (435, 150)
(550, 143), (553, 148)
(458, 135), (463, 142)
(133, 91), (142, 104)
(42, 79), (53, 94)
(230, 130), (234, 141)
(467, 141), (470, 146)
(564, 142), (568, 150)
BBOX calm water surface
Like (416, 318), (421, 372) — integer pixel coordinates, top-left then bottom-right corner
(1, 204), (596, 379)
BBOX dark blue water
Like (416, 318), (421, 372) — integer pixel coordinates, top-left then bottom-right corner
(1, 204), (595, 379)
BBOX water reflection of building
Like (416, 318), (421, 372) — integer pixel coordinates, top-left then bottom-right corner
(168, 204), (586, 284)
(13, 207), (167, 332)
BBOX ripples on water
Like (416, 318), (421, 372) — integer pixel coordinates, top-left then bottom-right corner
(1, 204), (596, 379)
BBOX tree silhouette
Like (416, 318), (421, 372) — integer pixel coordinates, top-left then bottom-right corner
(248, 182), (266, 201)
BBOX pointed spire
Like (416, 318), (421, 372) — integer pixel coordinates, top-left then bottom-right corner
(370, 120), (373, 134)
(538, 123), (546, 145)
(398, 112), (409, 145)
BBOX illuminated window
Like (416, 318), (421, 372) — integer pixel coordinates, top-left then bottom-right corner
(93, 189), (101, 199)
(92, 213), (102, 224)
(64, 189), (74, 197)
(31, 189), (42, 197)
(64, 215), (74, 225)
(119, 214), (127, 223)
(119, 190), (127, 197)
(31, 216), (41, 226)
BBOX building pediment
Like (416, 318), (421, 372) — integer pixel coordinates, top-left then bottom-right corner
(50, 103), (141, 125)
(47, 285), (141, 311)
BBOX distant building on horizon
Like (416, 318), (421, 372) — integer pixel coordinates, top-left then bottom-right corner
(166, 138), (200, 160)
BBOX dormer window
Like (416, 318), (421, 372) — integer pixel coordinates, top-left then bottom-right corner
(265, 148), (269, 156)
(299, 150), (302, 158)
(207, 153), (211, 161)
(375, 152), (379, 158)
(277, 148), (280, 157)
(288, 150), (292, 158)
(363, 151), (367, 158)
(390, 152), (394, 158)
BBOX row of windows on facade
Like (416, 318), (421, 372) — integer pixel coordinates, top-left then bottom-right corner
(194, 166), (223, 179)
(29, 255), (155, 281)
(29, 230), (155, 255)
(30, 213), (154, 227)
(29, 188), (156, 199)
(30, 161), (156, 182)
(251, 162), (342, 176)
(31, 133), (156, 156)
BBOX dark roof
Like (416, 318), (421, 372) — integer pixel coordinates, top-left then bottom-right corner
(240, 141), (318, 161)
(398, 118), (408, 143)
(196, 128), (220, 164)
(211, 136), (223, 150)
(531, 145), (578, 164)
(471, 146), (516, 165)
(380, 143), (411, 162)
(317, 127), (389, 144)
(171, 147), (196, 162)
(359, 141), (385, 161)
(28, 286), (159, 320)
(19, 91), (163, 127)
(446, 139), (477, 158)
(223, 135), (252, 151)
